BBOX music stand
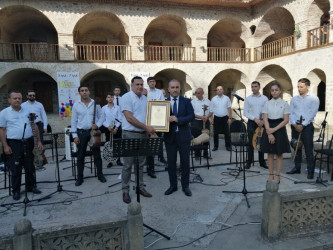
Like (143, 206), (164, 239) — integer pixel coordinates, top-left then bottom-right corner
(223, 131), (263, 208)
(113, 137), (170, 240)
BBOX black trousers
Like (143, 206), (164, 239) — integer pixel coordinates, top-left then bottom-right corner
(247, 120), (265, 165)
(6, 138), (35, 193)
(146, 132), (164, 171)
(76, 129), (103, 179)
(213, 115), (230, 148)
(291, 123), (315, 174)
(36, 122), (44, 144)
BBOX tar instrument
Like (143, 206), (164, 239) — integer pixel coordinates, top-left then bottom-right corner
(103, 121), (116, 162)
(88, 98), (102, 148)
(291, 115), (304, 161)
(29, 113), (44, 167)
(252, 114), (264, 151)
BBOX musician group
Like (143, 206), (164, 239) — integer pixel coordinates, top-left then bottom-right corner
(0, 77), (320, 203)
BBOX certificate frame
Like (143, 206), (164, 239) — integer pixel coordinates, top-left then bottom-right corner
(146, 100), (170, 132)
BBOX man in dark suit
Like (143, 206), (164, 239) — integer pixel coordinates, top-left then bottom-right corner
(164, 79), (195, 197)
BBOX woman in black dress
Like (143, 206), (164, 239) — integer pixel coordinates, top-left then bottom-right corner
(261, 82), (291, 184)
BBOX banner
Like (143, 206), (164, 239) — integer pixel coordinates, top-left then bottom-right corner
(130, 72), (150, 89)
(57, 72), (80, 117)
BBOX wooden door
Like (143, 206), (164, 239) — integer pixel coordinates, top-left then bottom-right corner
(33, 82), (53, 112)
(94, 81), (112, 107)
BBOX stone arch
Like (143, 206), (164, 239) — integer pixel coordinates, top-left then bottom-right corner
(0, 68), (57, 112)
(144, 15), (191, 46)
(306, 0), (330, 30)
(80, 69), (127, 106)
(255, 65), (292, 102)
(254, 7), (295, 45)
(0, 5), (58, 44)
(306, 69), (326, 111)
(153, 68), (193, 98)
(208, 69), (249, 107)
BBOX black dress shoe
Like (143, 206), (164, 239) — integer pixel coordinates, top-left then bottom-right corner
(226, 146), (231, 151)
(307, 173), (314, 179)
(28, 187), (42, 194)
(98, 175), (107, 183)
(212, 147), (218, 151)
(245, 163), (251, 169)
(159, 157), (167, 164)
(148, 171), (157, 178)
(75, 179), (83, 186)
(139, 188), (152, 197)
(260, 164), (268, 169)
(13, 192), (20, 201)
(116, 160), (123, 166)
(164, 186), (177, 195)
(286, 167), (301, 174)
(182, 187), (192, 197)
(107, 162), (113, 168)
(123, 193), (131, 204)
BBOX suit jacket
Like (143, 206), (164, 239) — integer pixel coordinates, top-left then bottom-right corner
(164, 96), (195, 144)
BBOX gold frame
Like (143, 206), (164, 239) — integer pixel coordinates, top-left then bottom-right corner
(146, 100), (170, 132)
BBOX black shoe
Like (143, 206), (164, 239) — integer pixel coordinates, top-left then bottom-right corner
(286, 167), (301, 174)
(13, 192), (20, 201)
(260, 164), (268, 169)
(75, 179), (83, 186)
(245, 163), (251, 169)
(107, 162), (113, 168)
(123, 192), (131, 204)
(164, 186), (177, 195)
(159, 157), (167, 164)
(148, 171), (157, 178)
(27, 187), (42, 194)
(307, 173), (314, 179)
(98, 175), (107, 183)
(226, 146), (231, 151)
(212, 147), (218, 151)
(182, 187), (192, 197)
(116, 160), (123, 166)
(139, 188), (152, 197)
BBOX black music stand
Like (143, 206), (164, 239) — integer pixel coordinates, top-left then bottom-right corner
(38, 133), (82, 202)
(113, 137), (170, 240)
(223, 131), (263, 208)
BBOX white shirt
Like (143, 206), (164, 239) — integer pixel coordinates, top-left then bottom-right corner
(191, 97), (210, 120)
(289, 93), (319, 126)
(114, 96), (122, 106)
(262, 98), (290, 119)
(147, 88), (164, 101)
(120, 91), (147, 132)
(0, 106), (33, 139)
(244, 94), (268, 120)
(210, 95), (231, 117)
(71, 99), (103, 138)
(101, 104), (122, 128)
(22, 101), (48, 130)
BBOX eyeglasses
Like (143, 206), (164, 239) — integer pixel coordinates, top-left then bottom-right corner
(28, 95), (35, 97)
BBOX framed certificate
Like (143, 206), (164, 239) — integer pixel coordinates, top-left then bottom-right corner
(146, 100), (170, 132)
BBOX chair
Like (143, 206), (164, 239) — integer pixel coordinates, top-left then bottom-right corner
(1, 153), (11, 195)
(190, 144), (210, 170)
(314, 134), (333, 181)
(42, 124), (54, 160)
(229, 120), (248, 167)
(69, 134), (95, 180)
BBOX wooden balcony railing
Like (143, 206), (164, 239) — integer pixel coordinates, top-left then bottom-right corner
(0, 42), (59, 61)
(254, 35), (295, 61)
(74, 44), (132, 61)
(145, 45), (196, 62)
(307, 24), (330, 48)
(207, 47), (251, 62)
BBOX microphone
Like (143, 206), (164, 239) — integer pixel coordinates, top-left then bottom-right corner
(232, 92), (244, 101)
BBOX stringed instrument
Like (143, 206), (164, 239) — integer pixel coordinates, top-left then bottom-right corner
(252, 114), (264, 151)
(88, 98), (102, 148)
(28, 113), (44, 167)
(201, 104), (210, 135)
(103, 121), (116, 162)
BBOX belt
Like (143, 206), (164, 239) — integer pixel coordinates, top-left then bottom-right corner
(7, 137), (33, 142)
(123, 130), (145, 134)
(77, 129), (91, 132)
(36, 121), (43, 125)
(214, 115), (227, 118)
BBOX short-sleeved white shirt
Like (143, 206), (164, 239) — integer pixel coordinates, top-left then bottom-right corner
(210, 95), (231, 117)
(262, 98), (290, 119)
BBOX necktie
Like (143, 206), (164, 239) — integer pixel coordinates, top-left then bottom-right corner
(173, 98), (178, 116)
(116, 97), (119, 106)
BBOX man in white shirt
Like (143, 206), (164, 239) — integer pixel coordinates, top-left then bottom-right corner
(120, 76), (156, 204)
(22, 90), (48, 165)
(209, 85), (232, 151)
(71, 85), (106, 186)
(244, 81), (268, 169)
(0, 90), (43, 200)
(113, 86), (124, 166)
(191, 88), (211, 159)
(287, 78), (319, 179)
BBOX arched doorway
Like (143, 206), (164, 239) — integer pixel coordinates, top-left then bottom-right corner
(307, 68), (326, 111)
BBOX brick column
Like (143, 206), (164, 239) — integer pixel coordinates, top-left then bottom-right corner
(58, 33), (75, 61)
(13, 219), (33, 250)
(126, 201), (143, 250)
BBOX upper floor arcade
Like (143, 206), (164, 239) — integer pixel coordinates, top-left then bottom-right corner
(0, 0), (332, 63)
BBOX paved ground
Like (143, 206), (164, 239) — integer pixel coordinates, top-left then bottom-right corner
(0, 137), (333, 250)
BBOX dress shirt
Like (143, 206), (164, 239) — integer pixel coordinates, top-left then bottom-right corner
(22, 101), (48, 130)
(191, 97), (210, 120)
(120, 91), (147, 132)
(289, 93), (319, 126)
(244, 94), (268, 120)
(71, 99), (103, 138)
(210, 95), (231, 117)
(147, 88), (164, 101)
(0, 106), (33, 139)
(262, 98), (290, 119)
(101, 104), (122, 128)
(114, 96), (122, 106)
